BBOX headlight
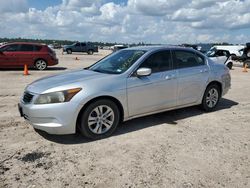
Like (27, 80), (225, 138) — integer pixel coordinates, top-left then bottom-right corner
(34, 88), (81, 104)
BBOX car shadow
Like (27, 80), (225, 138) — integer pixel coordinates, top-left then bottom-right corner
(65, 52), (104, 56)
(46, 67), (67, 71)
(0, 67), (67, 71)
(37, 98), (238, 145)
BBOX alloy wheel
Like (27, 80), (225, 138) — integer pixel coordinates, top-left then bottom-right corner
(206, 88), (219, 108)
(35, 60), (47, 70)
(87, 105), (115, 134)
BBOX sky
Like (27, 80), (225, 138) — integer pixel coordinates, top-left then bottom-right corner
(0, 0), (250, 44)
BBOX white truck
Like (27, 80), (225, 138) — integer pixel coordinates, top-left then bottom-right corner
(207, 43), (250, 69)
(208, 45), (245, 56)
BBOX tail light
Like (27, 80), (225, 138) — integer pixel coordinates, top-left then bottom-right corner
(47, 47), (56, 59)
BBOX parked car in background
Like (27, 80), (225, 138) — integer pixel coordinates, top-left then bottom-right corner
(181, 44), (201, 51)
(112, 44), (128, 52)
(63, 42), (98, 55)
(19, 46), (231, 139)
(208, 45), (245, 57)
(0, 42), (7, 47)
(0, 42), (58, 70)
(231, 42), (250, 67)
(48, 43), (62, 49)
(206, 49), (234, 69)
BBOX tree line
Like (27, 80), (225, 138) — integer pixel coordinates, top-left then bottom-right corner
(0, 37), (155, 47)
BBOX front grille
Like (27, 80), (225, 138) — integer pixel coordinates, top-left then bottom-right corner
(22, 92), (34, 103)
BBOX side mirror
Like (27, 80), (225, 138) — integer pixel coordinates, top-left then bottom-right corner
(136, 67), (152, 77)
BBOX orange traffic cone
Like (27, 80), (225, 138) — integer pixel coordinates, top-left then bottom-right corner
(23, 64), (29, 75)
(243, 63), (248, 73)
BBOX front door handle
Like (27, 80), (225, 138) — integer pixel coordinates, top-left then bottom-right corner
(165, 74), (176, 80)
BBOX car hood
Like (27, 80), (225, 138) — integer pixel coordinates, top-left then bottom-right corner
(26, 69), (108, 94)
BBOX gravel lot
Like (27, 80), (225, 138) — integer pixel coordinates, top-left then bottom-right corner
(0, 50), (249, 188)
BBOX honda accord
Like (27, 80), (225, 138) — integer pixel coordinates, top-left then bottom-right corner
(18, 46), (231, 139)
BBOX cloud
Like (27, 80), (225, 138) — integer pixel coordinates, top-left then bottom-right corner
(0, 0), (28, 13)
(0, 0), (250, 44)
(127, 0), (186, 16)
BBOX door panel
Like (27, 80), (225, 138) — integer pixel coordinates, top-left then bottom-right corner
(0, 44), (19, 67)
(0, 52), (8, 67)
(81, 43), (87, 52)
(74, 43), (81, 52)
(15, 51), (34, 67)
(173, 50), (209, 106)
(127, 70), (178, 116)
(1, 52), (19, 67)
(177, 65), (209, 105)
(127, 50), (178, 117)
(16, 44), (36, 67)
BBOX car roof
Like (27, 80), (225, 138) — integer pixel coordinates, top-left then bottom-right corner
(3, 42), (45, 46)
(126, 45), (199, 53)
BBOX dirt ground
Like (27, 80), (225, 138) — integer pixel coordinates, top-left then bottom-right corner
(0, 50), (249, 188)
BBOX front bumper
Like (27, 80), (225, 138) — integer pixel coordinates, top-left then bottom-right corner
(18, 101), (80, 135)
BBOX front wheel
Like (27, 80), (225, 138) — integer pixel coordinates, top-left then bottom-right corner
(66, 49), (72, 54)
(35, 59), (47, 70)
(78, 99), (120, 139)
(201, 84), (221, 112)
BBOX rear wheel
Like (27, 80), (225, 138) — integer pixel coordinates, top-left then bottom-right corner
(35, 59), (47, 70)
(87, 50), (94, 55)
(226, 61), (233, 69)
(247, 50), (250, 58)
(201, 84), (221, 112)
(78, 99), (120, 139)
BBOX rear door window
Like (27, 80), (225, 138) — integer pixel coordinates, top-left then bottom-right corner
(33, 45), (42, 51)
(173, 50), (205, 69)
(19, 44), (34, 51)
(139, 50), (172, 73)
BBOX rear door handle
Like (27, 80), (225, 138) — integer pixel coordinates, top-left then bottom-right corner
(200, 69), (208, 73)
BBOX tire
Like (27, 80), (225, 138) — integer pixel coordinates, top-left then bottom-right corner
(87, 50), (94, 55)
(247, 50), (250, 58)
(201, 84), (221, 112)
(66, 49), (72, 54)
(35, 59), (47, 70)
(78, 99), (120, 139)
(226, 62), (233, 69)
(245, 60), (250, 68)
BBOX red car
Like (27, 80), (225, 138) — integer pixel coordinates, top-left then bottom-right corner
(0, 42), (58, 70)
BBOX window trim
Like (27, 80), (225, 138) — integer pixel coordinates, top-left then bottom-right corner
(19, 44), (35, 52)
(172, 49), (206, 69)
(130, 49), (174, 77)
(2, 44), (20, 52)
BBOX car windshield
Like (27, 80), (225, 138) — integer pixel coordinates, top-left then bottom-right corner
(89, 49), (146, 74)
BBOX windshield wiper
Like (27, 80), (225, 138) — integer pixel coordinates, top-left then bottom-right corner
(91, 69), (105, 73)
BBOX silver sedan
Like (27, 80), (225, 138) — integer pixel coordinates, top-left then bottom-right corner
(18, 46), (231, 139)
